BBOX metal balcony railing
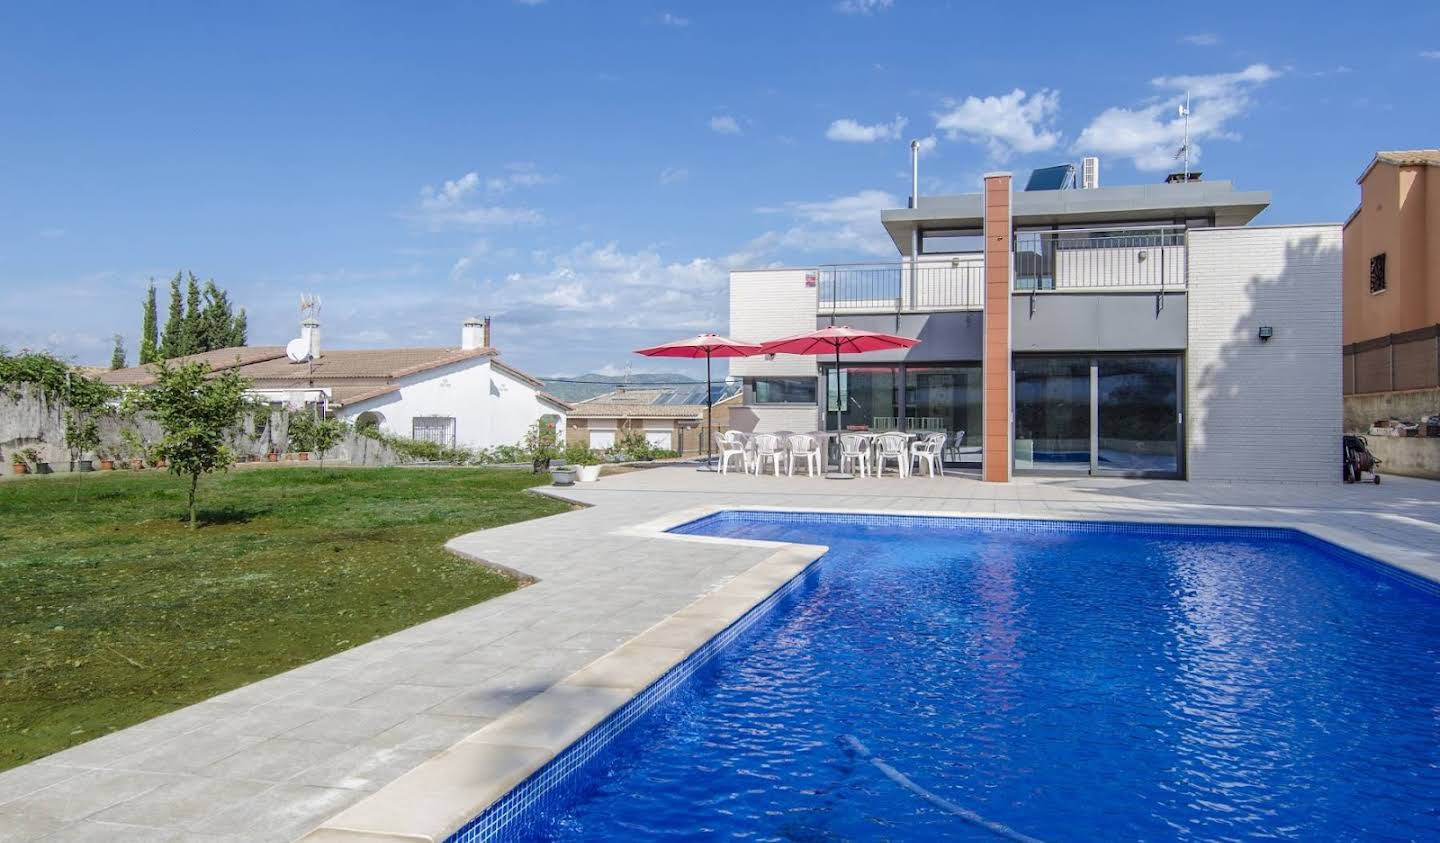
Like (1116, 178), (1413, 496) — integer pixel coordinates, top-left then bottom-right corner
(818, 261), (984, 313)
(1013, 225), (1187, 292)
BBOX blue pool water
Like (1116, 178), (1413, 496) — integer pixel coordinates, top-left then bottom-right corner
(505, 514), (1440, 842)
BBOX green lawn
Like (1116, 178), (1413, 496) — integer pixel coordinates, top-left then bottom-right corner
(0, 466), (571, 771)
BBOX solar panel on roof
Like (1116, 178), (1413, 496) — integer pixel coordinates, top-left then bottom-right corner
(1024, 164), (1076, 191)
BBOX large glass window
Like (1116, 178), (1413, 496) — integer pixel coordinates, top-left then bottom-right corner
(1014, 358), (1091, 471)
(1097, 356), (1180, 475)
(749, 377), (818, 404)
(905, 366), (983, 465)
(1014, 354), (1183, 477)
(825, 367), (899, 432)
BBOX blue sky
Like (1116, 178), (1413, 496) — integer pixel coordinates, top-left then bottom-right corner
(2, 0), (1435, 377)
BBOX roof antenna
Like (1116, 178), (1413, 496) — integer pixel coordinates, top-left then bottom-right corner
(1175, 92), (1191, 179)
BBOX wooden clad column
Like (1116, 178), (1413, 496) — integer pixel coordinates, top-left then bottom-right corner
(982, 173), (1012, 482)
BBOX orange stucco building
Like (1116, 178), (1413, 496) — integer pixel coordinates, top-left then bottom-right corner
(1342, 150), (1440, 395)
(1343, 150), (1440, 345)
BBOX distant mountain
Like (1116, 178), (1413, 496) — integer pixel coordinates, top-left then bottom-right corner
(541, 372), (701, 403)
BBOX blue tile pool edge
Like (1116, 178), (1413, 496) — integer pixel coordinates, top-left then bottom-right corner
(672, 509), (1440, 599)
(443, 508), (1439, 843)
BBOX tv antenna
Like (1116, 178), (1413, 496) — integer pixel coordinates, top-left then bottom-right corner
(1175, 92), (1191, 179)
(300, 293), (322, 321)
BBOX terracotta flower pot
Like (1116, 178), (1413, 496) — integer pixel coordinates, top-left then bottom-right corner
(11, 463), (27, 475)
(99, 459), (115, 471)
(130, 458), (145, 470)
(266, 452), (279, 462)
(297, 452), (310, 462)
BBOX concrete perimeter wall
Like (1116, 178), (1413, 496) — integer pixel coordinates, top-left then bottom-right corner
(1186, 224), (1343, 483)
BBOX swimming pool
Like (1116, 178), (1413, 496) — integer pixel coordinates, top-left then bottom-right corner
(460, 512), (1440, 842)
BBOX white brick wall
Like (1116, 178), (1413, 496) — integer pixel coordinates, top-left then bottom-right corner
(728, 269), (818, 378)
(1186, 225), (1342, 483)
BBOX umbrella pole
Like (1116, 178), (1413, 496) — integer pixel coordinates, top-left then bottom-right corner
(833, 344), (842, 432)
(705, 350), (714, 468)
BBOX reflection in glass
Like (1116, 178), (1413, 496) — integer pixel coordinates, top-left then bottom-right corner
(825, 367), (899, 432)
(1014, 358), (1091, 470)
(905, 366), (983, 465)
(1097, 356), (1179, 474)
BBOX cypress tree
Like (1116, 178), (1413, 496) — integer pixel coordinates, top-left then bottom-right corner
(183, 272), (203, 355)
(159, 273), (185, 360)
(139, 280), (159, 364)
(232, 308), (248, 347)
(110, 334), (127, 370)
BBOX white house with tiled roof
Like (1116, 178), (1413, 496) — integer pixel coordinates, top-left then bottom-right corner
(101, 317), (569, 450)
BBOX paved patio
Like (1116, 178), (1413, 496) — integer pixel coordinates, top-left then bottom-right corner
(2, 466), (1437, 841)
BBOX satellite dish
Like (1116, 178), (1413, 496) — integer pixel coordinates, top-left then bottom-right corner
(285, 338), (312, 364)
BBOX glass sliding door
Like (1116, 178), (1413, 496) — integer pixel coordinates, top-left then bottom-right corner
(1013, 357), (1092, 471)
(1013, 354), (1183, 477)
(824, 366), (899, 432)
(905, 366), (983, 465)
(1096, 356), (1181, 476)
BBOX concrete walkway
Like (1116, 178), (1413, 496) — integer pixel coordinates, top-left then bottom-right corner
(1, 467), (1437, 841)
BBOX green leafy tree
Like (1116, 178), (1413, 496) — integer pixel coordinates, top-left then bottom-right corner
(159, 274), (185, 360)
(139, 281), (159, 364)
(231, 308), (248, 347)
(128, 361), (251, 528)
(110, 334), (126, 370)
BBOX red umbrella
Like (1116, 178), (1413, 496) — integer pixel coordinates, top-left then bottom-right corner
(634, 334), (764, 466)
(760, 326), (919, 433)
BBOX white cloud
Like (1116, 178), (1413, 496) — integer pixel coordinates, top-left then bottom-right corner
(658, 166), (689, 185)
(416, 168), (547, 230)
(933, 88), (1060, 160)
(736, 189), (900, 265)
(1181, 33), (1220, 46)
(660, 12), (689, 26)
(825, 115), (907, 143)
(915, 135), (937, 155)
(835, 0), (893, 14)
(1075, 63), (1280, 171)
(1421, 50), (1440, 60)
(709, 115), (741, 134)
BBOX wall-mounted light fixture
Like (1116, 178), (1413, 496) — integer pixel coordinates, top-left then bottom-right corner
(1258, 326), (1274, 342)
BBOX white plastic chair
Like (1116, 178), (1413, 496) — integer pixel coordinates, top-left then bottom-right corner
(875, 432), (909, 477)
(716, 431), (748, 475)
(838, 433), (871, 477)
(750, 434), (783, 476)
(786, 434), (821, 477)
(910, 432), (947, 477)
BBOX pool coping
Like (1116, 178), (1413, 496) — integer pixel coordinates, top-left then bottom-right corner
(297, 503), (1438, 842)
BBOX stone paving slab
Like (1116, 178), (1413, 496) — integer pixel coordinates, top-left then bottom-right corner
(2, 467), (1437, 841)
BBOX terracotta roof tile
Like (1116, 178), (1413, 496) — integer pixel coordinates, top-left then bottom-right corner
(1376, 149), (1440, 167)
(98, 346), (287, 386)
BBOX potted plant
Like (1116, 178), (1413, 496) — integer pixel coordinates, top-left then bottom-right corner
(522, 420), (560, 474)
(24, 447), (49, 474)
(120, 429), (146, 470)
(564, 443), (602, 482)
(96, 446), (115, 471)
(265, 450), (279, 462)
(10, 450), (28, 475)
(549, 462), (576, 486)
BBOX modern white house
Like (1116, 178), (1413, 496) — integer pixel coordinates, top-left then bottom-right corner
(729, 163), (1343, 483)
(101, 317), (569, 450)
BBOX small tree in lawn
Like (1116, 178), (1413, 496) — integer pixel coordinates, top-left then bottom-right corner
(522, 420), (559, 473)
(310, 416), (346, 465)
(131, 361), (251, 528)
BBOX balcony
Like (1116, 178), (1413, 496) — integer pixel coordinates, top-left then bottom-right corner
(818, 260), (984, 314)
(1014, 225), (1186, 292)
(818, 225), (1187, 315)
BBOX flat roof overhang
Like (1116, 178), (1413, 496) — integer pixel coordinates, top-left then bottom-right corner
(879, 180), (1271, 255)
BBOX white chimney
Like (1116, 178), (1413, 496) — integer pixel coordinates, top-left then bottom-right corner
(1081, 156), (1100, 189)
(462, 316), (485, 350)
(300, 318), (321, 359)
